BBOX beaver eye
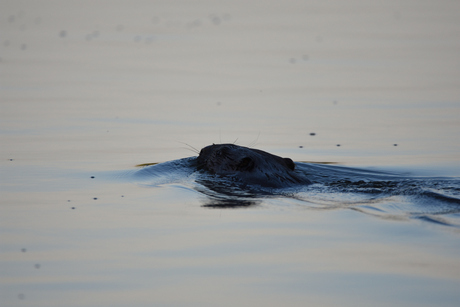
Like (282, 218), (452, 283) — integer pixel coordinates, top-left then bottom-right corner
(239, 157), (250, 167)
(237, 157), (254, 171)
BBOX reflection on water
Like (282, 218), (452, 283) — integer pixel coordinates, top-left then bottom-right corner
(134, 156), (460, 228)
(201, 198), (260, 208)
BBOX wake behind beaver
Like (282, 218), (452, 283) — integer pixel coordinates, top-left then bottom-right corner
(131, 143), (460, 226)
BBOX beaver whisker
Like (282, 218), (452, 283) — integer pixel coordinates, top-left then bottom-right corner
(177, 141), (200, 154)
(247, 132), (260, 148)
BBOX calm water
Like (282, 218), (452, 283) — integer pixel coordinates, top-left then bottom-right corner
(1, 1), (460, 306)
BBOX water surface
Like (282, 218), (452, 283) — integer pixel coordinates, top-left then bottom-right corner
(1, 1), (460, 306)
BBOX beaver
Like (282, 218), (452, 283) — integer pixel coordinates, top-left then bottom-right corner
(197, 144), (311, 188)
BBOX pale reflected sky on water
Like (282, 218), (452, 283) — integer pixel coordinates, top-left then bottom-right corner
(1, 0), (458, 169)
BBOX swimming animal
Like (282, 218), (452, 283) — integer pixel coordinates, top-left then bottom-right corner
(197, 143), (311, 188)
(131, 143), (460, 225)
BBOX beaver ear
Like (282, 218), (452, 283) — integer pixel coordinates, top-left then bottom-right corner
(283, 158), (295, 171)
(237, 157), (254, 171)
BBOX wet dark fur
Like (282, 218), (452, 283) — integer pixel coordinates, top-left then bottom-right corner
(197, 144), (311, 188)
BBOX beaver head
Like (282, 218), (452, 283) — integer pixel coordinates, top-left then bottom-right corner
(197, 144), (302, 188)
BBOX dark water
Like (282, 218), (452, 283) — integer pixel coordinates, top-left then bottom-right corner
(133, 156), (460, 227)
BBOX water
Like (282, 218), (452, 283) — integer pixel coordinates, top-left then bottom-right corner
(1, 0), (460, 306)
(133, 155), (460, 224)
